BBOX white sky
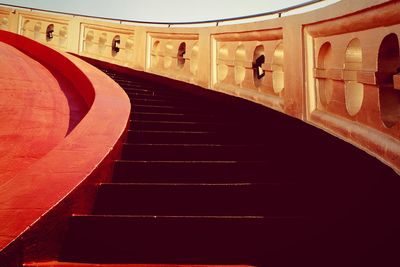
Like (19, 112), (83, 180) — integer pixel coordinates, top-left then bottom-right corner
(0, 0), (318, 22)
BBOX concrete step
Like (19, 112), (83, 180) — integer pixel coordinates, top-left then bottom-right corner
(129, 120), (243, 131)
(127, 91), (198, 103)
(120, 143), (268, 161)
(125, 89), (193, 100)
(132, 103), (210, 114)
(129, 96), (210, 108)
(59, 215), (313, 264)
(25, 262), (254, 267)
(111, 160), (289, 183)
(130, 97), (177, 107)
(131, 111), (225, 122)
(93, 182), (313, 216)
(126, 130), (245, 144)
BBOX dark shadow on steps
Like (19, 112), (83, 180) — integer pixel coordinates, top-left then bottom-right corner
(59, 64), (400, 267)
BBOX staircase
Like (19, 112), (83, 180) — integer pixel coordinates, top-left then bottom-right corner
(25, 67), (400, 267)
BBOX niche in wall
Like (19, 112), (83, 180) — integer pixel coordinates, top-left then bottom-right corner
(59, 26), (68, 47)
(46, 24), (54, 41)
(344, 38), (364, 116)
(111, 35), (121, 56)
(84, 30), (94, 52)
(21, 20), (30, 36)
(164, 42), (173, 69)
(0, 17), (8, 30)
(378, 33), (400, 128)
(217, 45), (229, 82)
(190, 42), (199, 75)
(235, 45), (246, 84)
(272, 42), (284, 94)
(253, 45), (265, 88)
(98, 32), (107, 53)
(317, 42), (334, 107)
(151, 41), (160, 68)
(126, 35), (134, 60)
(34, 22), (41, 40)
(177, 42), (186, 68)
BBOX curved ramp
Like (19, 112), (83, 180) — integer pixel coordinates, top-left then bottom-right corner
(0, 41), (87, 188)
(0, 31), (131, 261)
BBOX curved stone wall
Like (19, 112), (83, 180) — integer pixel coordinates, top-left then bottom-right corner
(1, 0), (399, 172)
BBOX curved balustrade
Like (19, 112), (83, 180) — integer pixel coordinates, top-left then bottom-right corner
(31, 0), (397, 172)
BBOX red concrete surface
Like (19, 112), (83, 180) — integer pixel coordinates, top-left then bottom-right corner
(0, 41), (86, 187)
(0, 30), (131, 255)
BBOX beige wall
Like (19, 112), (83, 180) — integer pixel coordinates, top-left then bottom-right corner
(1, 0), (400, 172)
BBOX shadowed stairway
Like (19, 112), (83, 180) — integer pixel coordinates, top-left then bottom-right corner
(27, 66), (400, 267)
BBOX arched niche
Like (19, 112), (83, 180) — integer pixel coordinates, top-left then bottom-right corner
(177, 42), (186, 69)
(217, 64), (228, 82)
(317, 42), (334, 106)
(46, 24), (54, 42)
(59, 26), (68, 47)
(164, 42), (173, 69)
(344, 38), (364, 116)
(151, 41), (160, 68)
(190, 42), (199, 75)
(217, 45), (229, 82)
(34, 22), (41, 40)
(21, 20), (30, 36)
(235, 45), (246, 84)
(84, 30), (94, 51)
(98, 33), (107, 52)
(219, 45), (229, 60)
(111, 35), (121, 57)
(377, 33), (400, 128)
(253, 45), (265, 88)
(272, 42), (284, 94)
(126, 35), (134, 60)
(1, 17), (8, 30)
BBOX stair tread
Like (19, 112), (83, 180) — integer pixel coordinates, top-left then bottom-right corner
(129, 129), (215, 134)
(127, 92), (195, 100)
(25, 262), (254, 267)
(129, 119), (248, 131)
(60, 214), (314, 264)
(132, 111), (219, 117)
(132, 120), (214, 124)
(96, 182), (300, 189)
(112, 159), (285, 183)
(121, 142), (267, 160)
(99, 182), (257, 186)
(123, 143), (262, 147)
(93, 182), (312, 216)
(73, 214), (267, 219)
(134, 104), (177, 108)
(131, 112), (224, 122)
(130, 120), (239, 126)
(115, 159), (256, 163)
(126, 130), (257, 145)
(126, 91), (192, 99)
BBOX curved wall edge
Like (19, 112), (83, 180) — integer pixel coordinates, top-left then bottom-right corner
(0, 30), (131, 263)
